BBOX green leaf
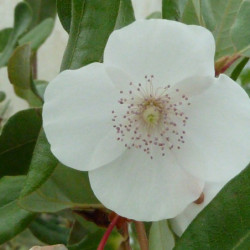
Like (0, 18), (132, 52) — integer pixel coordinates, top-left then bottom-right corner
(19, 18), (54, 51)
(29, 215), (70, 245)
(180, 0), (203, 25)
(179, 0), (246, 60)
(230, 58), (249, 81)
(8, 44), (31, 89)
(174, 164), (250, 250)
(231, 0), (250, 57)
(19, 164), (100, 213)
(149, 220), (175, 250)
(210, 0), (244, 59)
(240, 68), (250, 86)
(7, 44), (42, 106)
(0, 176), (35, 244)
(0, 109), (42, 177)
(24, 0), (57, 27)
(0, 28), (13, 52)
(0, 91), (6, 103)
(115, 0), (135, 29)
(20, 129), (58, 197)
(0, 2), (32, 67)
(57, 0), (72, 33)
(162, 0), (180, 20)
(61, 0), (120, 70)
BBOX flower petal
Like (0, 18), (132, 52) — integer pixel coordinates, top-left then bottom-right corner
(170, 181), (226, 236)
(174, 74), (250, 182)
(104, 19), (215, 85)
(89, 149), (204, 221)
(43, 63), (125, 171)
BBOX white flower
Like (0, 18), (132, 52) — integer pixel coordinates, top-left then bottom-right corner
(170, 182), (226, 236)
(131, 0), (162, 19)
(43, 20), (250, 221)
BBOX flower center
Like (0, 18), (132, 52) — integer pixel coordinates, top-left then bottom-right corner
(143, 106), (160, 126)
(111, 75), (191, 159)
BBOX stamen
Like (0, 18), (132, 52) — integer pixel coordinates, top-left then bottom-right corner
(111, 75), (191, 159)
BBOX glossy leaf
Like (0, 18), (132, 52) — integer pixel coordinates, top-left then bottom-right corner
(174, 165), (250, 250)
(149, 220), (175, 250)
(57, 0), (72, 33)
(25, 0), (56, 27)
(0, 109), (42, 177)
(61, 0), (120, 70)
(0, 2), (32, 67)
(19, 18), (54, 51)
(231, 0), (250, 57)
(8, 44), (31, 89)
(19, 164), (100, 213)
(0, 176), (35, 244)
(0, 28), (13, 52)
(115, 0), (135, 29)
(20, 129), (58, 197)
(162, 0), (180, 20)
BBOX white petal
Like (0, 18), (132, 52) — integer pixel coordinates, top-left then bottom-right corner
(43, 63), (125, 171)
(174, 74), (250, 182)
(104, 19), (215, 85)
(89, 149), (204, 221)
(170, 181), (226, 236)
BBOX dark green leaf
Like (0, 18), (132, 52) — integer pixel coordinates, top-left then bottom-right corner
(174, 165), (250, 250)
(149, 220), (175, 250)
(29, 215), (70, 245)
(231, 58), (249, 81)
(0, 28), (13, 52)
(0, 2), (32, 67)
(61, 0), (120, 70)
(162, 0), (180, 20)
(20, 129), (58, 197)
(115, 0), (135, 29)
(19, 164), (100, 213)
(57, 0), (72, 33)
(231, 0), (250, 57)
(0, 176), (35, 244)
(8, 44), (31, 89)
(25, 0), (57, 27)
(19, 18), (54, 51)
(0, 109), (42, 177)
(0, 91), (6, 102)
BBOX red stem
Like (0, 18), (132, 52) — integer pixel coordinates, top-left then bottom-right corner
(97, 215), (120, 250)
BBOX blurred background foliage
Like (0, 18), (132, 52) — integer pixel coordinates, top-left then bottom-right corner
(0, 0), (250, 249)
